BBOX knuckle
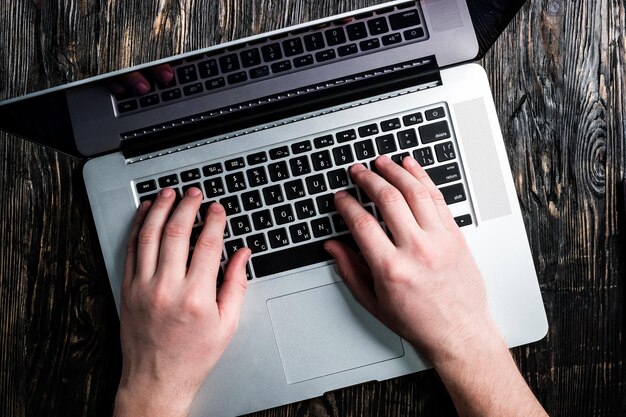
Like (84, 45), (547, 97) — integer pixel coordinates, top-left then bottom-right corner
(377, 186), (404, 205)
(195, 235), (222, 253)
(147, 284), (173, 311)
(407, 184), (431, 202)
(351, 212), (378, 233)
(164, 222), (187, 240)
(430, 189), (447, 206)
(182, 294), (207, 317)
(138, 227), (158, 246)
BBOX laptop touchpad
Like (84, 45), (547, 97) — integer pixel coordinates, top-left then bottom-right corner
(266, 282), (404, 384)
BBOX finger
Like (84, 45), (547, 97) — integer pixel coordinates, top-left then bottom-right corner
(123, 201), (151, 287)
(334, 190), (395, 265)
(349, 162), (422, 243)
(157, 187), (203, 278)
(324, 240), (378, 315)
(187, 202), (227, 294)
(374, 155), (442, 231)
(136, 188), (177, 279)
(149, 64), (174, 84)
(217, 248), (251, 333)
(121, 72), (151, 95)
(402, 156), (458, 229)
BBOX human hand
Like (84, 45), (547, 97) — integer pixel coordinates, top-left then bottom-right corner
(109, 63), (174, 97)
(114, 187), (251, 417)
(324, 155), (501, 365)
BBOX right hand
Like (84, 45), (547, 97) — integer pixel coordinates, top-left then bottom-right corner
(325, 155), (503, 364)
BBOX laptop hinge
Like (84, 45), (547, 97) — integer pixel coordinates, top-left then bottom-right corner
(121, 55), (441, 160)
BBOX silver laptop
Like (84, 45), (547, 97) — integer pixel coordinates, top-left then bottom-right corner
(0, 1), (547, 415)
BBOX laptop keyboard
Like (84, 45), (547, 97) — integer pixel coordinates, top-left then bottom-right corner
(114, 1), (428, 116)
(134, 102), (473, 283)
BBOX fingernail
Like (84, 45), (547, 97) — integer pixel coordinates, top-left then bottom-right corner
(160, 69), (174, 82)
(209, 202), (224, 212)
(377, 155), (392, 165)
(186, 187), (201, 197)
(404, 156), (418, 167)
(139, 200), (152, 211)
(351, 163), (366, 173)
(136, 82), (150, 95)
(335, 190), (349, 199)
(160, 188), (174, 198)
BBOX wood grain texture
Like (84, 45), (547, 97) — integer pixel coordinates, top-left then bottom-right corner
(0, 1), (624, 417)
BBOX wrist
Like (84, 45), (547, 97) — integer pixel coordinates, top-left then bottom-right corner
(114, 376), (196, 417)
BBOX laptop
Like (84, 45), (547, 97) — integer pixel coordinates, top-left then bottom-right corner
(0, 1), (547, 415)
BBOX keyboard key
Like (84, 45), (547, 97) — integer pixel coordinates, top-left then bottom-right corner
(391, 152), (410, 165)
(246, 233), (268, 253)
(327, 168), (350, 189)
(268, 228), (290, 249)
(314, 135), (334, 148)
(158, 174), (179, 188)
(231, 215), (252, 236)
(419, 121), (451, 144)
(139, 94), (160, 108)
(338, 43), (358, 56)
(261, 43), (283, 61)
(181, 168), (201, 182)
(204, 178), (226, 198)
(224, 238), (245, 257)
(354, 139), (376, 160)
(269, 146), (290, 160)
(376, 134), (397, 154)
(252, 235), (357, 277)
(425, 107), (446, 121)
(293, 54), (314, 67)
(162, 89), (182, 102)
(273, 204), (295, 225)
(136, 179), (157, 194)
(316, 193), (336, 214)
(347, 22), (367, 41)
(315, 49), (336, 62)
(397, 129), (419, 149)
(183, 82), (204, 96)
(404, 27), (425, 41)
(332, 145), (355, 165)
(241, 190), (263, 211)
(358, 123), (379, 137)
(382, 32), (402, 46)
(295, 199), (316, 220)
(219, 54), (240, 73)
(435, 142), (456, 162)
(220, 195), (242, 215)
(252, 209), (273, 230)
(246, 166), (268, 186)
(202, 162), (223, 177)
(360, 38), (380, 51)
(227, 71), (248, 84)
(205, 77), (226, 90)
(268, 161), (290, 181)
(177, 65), (198, 83)
(225, 172), (246, 193)
(291, 140), (312, 154)
(246, 151), (267, 165)
(289, 222), (312, 243)
(262, 185), (285, 205)
(311, 217), (333, 238)
(282, 38), (304, 56)
(426, 162), (461, 185)
(413, 147), (435, 167)
(325, 27), (347, 46)
(367, 17), (389, 35)
(454, 214), (473, 228)
(389, 9), (421, 30)
(311, 150), (333, 171)
(332, 213), (349, 233)
(289, 156), (311, 176)
(271, 60), (292, 73)
(240, 48), (261, 67)
(440, 183), (467, 205)
(250, 66), (270, 79)
(403, 112), (423, 126)
(139, 192), (158, 203)
(304, 33), (325, 51)
(198, 59), (218, 78)
(285, 179), (306, 200)
(336, 129), (357, 143)
(182, 182), (204, 197)
(225, 157), (246, 171)
(305, 174), (328, 195)
(381, 118), (402, 132)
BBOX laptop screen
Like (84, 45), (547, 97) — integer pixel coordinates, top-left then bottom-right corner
(0, 0), (524, 159)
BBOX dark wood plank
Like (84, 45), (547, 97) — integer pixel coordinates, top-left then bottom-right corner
(0, 1), (624, 417)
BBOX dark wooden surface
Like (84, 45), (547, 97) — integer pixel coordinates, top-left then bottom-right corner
(1, 1), (625, 416)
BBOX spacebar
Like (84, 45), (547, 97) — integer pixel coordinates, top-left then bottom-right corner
(252, 234), (357, 278)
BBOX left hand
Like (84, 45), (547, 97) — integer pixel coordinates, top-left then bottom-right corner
(114, 187), (251, 417)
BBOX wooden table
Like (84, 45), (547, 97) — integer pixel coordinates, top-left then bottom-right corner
(0, 1), (624, 416)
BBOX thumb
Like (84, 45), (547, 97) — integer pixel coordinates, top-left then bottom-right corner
(217, 248), (251, 335)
